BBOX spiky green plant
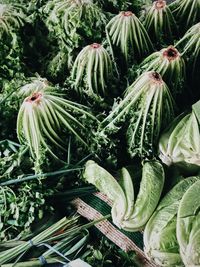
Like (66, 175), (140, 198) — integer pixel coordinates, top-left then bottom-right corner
(42, 0), (107, 69)
(70, 43), (115, 102)
(169, 0), (200, 31)
(144, 0), (177, 43)
(139, 45), (185, 95)
(98, 71), (175, 158)
(17, 85), (98, 170)
(175, 23), (200, 75)
(106, 11), (153, 64)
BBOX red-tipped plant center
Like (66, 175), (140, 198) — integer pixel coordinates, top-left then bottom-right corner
(90, 43), (101, 49)
(163, 46), (179, 61)
(26, 92), (43, 104)
(150, 72), (163, 83)
(120, 11), (133, 17)
(155, 0), (166, 9)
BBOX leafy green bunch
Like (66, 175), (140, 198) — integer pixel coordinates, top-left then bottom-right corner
(84, 160), (165, 232)
(70, 43), (116, 104)
(17, 81), (98, 171)
(42, 0), (107, 80)
(159, 100), (200, 174)
(144, 176), (200, 267)
(175, 22), (200, 85)
(106, 11), (153, 66)
(97, 71), (175, 159)
(169, 0), (200, 32)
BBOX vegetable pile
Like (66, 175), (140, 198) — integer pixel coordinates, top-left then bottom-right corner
(0, 0), (200, 266)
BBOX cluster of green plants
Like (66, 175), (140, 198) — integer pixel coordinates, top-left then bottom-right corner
(0, 0), (200, 266)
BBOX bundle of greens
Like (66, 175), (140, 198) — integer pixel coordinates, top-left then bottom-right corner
(159, 100), (200, 174)
(143, 0), (177, 44)
(0, 182), (54, 242)
(97, 71), (175, 159)
(139, 45), (185, 96)
(17, 82), (98, 171)
(70, 43), (116, 104)
(0, 216), (79, 264)
(83, 160), (164, 232)
(106, 11), (153, 66)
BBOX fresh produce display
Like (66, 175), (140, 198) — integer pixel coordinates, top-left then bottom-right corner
(0, 0), (200, 266)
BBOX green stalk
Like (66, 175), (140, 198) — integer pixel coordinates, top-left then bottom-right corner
(0, 217), (79, 265)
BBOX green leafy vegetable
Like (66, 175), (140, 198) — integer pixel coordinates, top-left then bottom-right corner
(17, 83), (98, 171)
(106, 11), (153, 65)
(144, 176), (200, 267)
(159, 100), (200, 173)
(83, 160), (127, 226)
(177, 179), (200, 266)
(42, 0), (107, 71)
(0, 3), (27, 86)
(70, 43), (115, 103)
(169, 0), (200, 31)
(0, 183), (54, 241)
(175, 22), (200, 78)
(120, 161), (165, 232)
(98, 71), (175, 159)
(84, 160), (164, 232)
